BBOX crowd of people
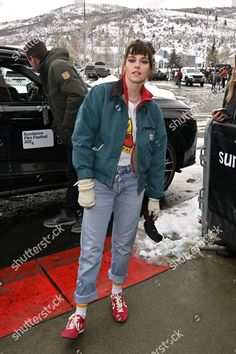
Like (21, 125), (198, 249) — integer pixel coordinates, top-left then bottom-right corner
(203, 66), (232, 93)
(165, 66), (232, 93)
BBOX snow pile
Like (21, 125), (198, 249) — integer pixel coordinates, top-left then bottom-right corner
(145, 82), (176, 99)
(89, 75), (118, 86)
(135, 196), (204, 266)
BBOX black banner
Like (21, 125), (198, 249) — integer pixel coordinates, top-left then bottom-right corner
(208, 122), (236, 252)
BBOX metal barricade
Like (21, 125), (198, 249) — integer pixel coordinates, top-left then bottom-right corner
(199, 119), (236, 252)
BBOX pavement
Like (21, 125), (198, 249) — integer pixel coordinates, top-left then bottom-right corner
(1, 250), (236, 354)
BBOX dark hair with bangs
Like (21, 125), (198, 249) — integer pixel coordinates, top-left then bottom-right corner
(123, 39), (155, 73)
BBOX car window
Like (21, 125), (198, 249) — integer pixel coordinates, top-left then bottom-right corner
(1, 68), (32, 93)
(0, 67), (41, 103)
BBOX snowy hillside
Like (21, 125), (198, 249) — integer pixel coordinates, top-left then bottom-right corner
(0, 3), (235, 66)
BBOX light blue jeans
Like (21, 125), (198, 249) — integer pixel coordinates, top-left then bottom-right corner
(74, 165), (144, 304)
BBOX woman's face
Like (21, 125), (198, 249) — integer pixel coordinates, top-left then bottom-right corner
(123, 54), (151, 84)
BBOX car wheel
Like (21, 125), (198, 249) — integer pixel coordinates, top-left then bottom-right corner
(200, 82), (204, 87)
(164, 142), (176, 190)
(185, 79), (188, 86)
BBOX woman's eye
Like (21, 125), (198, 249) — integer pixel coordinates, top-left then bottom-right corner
(141, 60), (149, 65)
(128, 58), (135, 63)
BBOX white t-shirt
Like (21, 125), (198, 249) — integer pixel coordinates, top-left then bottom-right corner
(118, 100), (138, 166)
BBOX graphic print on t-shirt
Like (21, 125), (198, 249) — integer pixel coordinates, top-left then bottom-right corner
(122, 118), (134, 154)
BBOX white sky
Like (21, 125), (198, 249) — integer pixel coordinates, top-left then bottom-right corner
(0, 0), (232, 23)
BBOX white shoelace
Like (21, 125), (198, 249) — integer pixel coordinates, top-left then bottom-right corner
(66, 314), (81, 330)
(113, 293), (124, 313)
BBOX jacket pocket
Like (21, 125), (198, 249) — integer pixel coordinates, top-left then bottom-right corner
(142, 126), (157, 150)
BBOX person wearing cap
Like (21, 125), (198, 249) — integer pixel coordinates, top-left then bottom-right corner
(25, 40), (88, 233)
(61, 39), (167, 339)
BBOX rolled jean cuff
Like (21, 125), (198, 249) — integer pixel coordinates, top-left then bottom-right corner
(108, 268), (127, 284)
(74, 289), (98, 304)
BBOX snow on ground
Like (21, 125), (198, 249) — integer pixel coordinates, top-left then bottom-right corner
(134, 134), (207, 267)
(135, 196), (204, 267)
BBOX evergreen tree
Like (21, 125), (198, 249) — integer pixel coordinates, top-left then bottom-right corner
(207, 40), (218, 66)
(168, 49), (181, 68)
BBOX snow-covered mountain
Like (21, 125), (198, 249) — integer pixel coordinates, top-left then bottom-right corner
(0, 3), (235, 66)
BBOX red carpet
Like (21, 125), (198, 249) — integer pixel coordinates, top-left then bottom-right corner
(0, 237), (169, 338)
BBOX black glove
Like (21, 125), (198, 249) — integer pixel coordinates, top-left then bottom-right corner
(143, 212), (163, 243)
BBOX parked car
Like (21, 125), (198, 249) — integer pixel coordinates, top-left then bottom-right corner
(0, 46), (197, 197)
(149, 68), (167, 81)
(85, 62), (110, 79)
(180, 67), (205, 87)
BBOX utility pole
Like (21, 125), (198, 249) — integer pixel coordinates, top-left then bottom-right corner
(83, 0), (86, 64)
(204, 10), (210, 68)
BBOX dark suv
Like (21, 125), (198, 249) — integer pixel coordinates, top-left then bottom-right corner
(0, 46), (197, 197)
(149, 69), (167, 81)
(85, 62), (110, 79)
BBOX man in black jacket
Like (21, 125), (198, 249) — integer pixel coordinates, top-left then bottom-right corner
(25, 40), (88, 233)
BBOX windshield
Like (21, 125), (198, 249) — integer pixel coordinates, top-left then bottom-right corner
(186, 69), (201, 73)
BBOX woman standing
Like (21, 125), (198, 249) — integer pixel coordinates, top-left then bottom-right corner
(61, 39), (167, 339)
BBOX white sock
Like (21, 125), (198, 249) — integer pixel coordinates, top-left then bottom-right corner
(112, 282), (122, 295)
(75, 304), (88, 319)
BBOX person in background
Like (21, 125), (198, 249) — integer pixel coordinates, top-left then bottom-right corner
(211, 69), (217, 93)
(61, 39), (167, 339)
(212, 66), (236, 123)
(221, 66), (228, 92)
(25, 40), (88, 233)
(176, 68), (182, 88)
(215, 69), (222, 92)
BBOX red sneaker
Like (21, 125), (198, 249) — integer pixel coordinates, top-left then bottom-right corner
(111, 293), (128, 323)
(61, 313), (85, 339)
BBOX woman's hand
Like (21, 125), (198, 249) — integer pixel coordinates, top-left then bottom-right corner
(212, 108), (228, 122)
(74, 179), (95, 209)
